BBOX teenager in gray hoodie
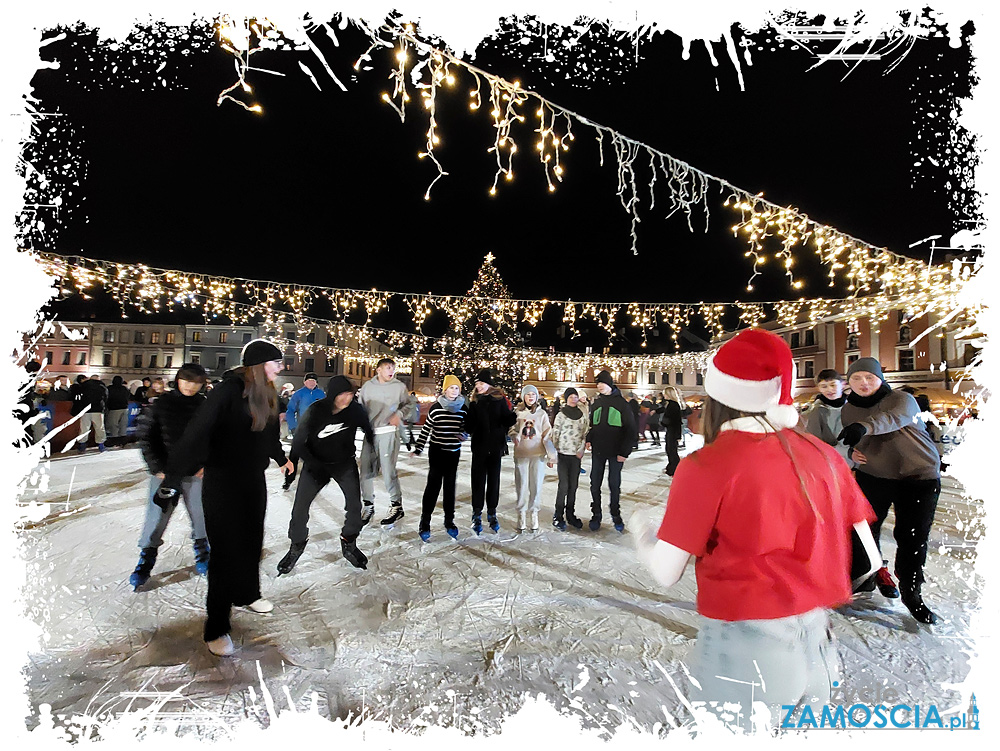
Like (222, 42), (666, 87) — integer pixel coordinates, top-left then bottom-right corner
(358, 358), (411, 526)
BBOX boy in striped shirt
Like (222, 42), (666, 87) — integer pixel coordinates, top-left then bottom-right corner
(413, 375), (468, 541)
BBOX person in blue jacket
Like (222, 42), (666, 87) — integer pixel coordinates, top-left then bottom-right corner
(282, 373), (326, 490)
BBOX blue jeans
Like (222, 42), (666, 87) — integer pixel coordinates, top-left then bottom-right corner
(138, 475), (207, 548)
(688, 608), (839, 731)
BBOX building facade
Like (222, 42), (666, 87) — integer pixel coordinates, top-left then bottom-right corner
(87, 321), (187, 382)
(33, 321), (93, 378)
(183, 324), (259, 379)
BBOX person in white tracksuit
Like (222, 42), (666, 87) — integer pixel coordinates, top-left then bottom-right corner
(509, 385), (557, 532)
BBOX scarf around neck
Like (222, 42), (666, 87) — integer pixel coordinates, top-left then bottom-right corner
(438, 394), (466, 413)
(817, 394), (847, 408)
(847, 382), (891, 409)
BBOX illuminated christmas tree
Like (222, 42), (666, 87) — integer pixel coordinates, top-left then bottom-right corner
(440, 253), (524, 395)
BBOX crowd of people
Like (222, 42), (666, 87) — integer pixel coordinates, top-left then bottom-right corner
(17, 330), (949, 728)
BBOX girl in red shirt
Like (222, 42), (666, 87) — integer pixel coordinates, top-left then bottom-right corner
(635, 329), (880, 730)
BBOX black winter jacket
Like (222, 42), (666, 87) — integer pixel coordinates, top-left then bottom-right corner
(586, 387), (636, 458)
(107, 382), (132, 411)
(465, 390), (516, 456)
(290, 398), (374, 471)
(165, 373), (287, 479)
(77, 379), (108, 413)
(137, 389), (206, 475)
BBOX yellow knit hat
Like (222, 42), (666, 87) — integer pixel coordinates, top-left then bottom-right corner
(442, 374), (462, 392)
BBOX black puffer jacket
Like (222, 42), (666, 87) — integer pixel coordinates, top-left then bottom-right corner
(107, 377), (131, 410)
(137, 389), (207, 475)
(166, 373), (287, 478)
(465, 389), (516, 456)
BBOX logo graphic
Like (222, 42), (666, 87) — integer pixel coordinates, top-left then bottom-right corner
(317, 423), (349, 439)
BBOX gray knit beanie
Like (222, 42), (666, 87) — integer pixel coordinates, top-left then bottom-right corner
(846, 357), (886, 383)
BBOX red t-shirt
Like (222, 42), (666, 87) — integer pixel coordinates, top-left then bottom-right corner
(657, 427), (876, 621)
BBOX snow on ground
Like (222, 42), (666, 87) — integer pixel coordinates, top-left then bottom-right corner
(16, 436), (983, 737)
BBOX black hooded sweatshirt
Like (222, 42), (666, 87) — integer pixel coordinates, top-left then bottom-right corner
(290, 379), (375, 469)
(107, 376), (131, 411)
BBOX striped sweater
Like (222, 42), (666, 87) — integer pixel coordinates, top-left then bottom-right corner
(415, 401), (468, 453)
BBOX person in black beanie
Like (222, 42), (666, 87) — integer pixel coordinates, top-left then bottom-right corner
(277, 375), (375, 574)
(159, 339), (294, 656)
(464, 368), (516, 534)
(839, 357), (942, 624)
(585, 370), (635, 532)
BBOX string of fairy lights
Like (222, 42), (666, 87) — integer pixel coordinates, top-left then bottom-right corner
(349, 20), (968, 299)
(37, 249), (972, 345)
(206, 14), (978, 320)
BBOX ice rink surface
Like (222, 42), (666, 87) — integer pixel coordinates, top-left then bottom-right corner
(16, 434), (983, 736)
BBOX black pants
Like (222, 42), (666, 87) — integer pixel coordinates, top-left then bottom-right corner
(554, 453), (581, 521)
(202, 468), (267, 642)
(648, 425), (660, 444)
(664, 432), (681, 476)
(853, 472), (940, 591)
(420, 447), (460, 532)
(288, 462), (362, 544)
(470, 450), (502, 518)
(590, 452), (623, 522)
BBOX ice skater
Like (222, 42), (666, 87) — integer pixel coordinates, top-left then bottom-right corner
(358, 358), (411, 526)
(282, 373), (325, 490)
(464, 369), (516, 535)
(585, 370), (635, 532)
(550, 387), (588, 530)
(839, 358), (943, 623)
(276, 375), (374, 574)
(413, 375), (467, 541)
(131, 363), (210, 589)
(510, 384), (556, 532)
(634, 329), (880, 728)
(159, 339), (294, 657)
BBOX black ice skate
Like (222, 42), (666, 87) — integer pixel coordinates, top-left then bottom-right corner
(277, 540), (307, 575)
(129, 547), (157, 590)
(901, 586), (938, 624)
(380, 505), (404, 526)
(193, 537), (210, 575)
(341, 535), (368, 570)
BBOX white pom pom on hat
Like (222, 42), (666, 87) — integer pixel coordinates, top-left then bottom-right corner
(704, 328), (800, 429)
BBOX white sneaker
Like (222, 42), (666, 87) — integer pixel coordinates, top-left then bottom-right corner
(529, 511), (539, 532)
(246, 598), (273, 613)
(207, 634), (235, 656)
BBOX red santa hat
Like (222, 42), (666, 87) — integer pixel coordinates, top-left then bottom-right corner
(704, 328), (799, 429)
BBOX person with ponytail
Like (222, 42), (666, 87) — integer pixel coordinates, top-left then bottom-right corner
(160, 339), (294, 657)
(634, 329), (880, 729)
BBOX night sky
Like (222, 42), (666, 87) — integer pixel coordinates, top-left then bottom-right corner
(27, 13), (977, 351)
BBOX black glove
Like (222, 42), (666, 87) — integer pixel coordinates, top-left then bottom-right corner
(341, 535), (368, 570)
(154, 481), (180, 511)
(838, 423), (868, 447)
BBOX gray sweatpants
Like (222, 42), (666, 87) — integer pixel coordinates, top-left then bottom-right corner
(685, 607), (839, 731)
(360, 431), (402, 507)
(513, 455), (547, 513)
(106, 409), (129, 439)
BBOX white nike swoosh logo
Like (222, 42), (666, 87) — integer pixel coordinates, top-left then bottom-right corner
(317, 423), (351, 439)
